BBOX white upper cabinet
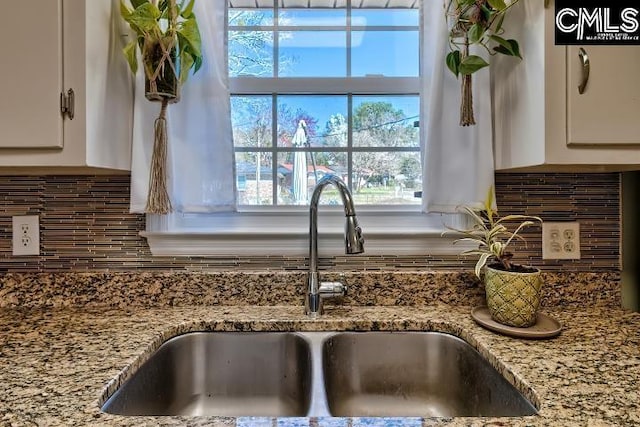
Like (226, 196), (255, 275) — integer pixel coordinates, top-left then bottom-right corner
(566, 45), (640, 146)
(0, 0), (133, 172)
(0, 1), (63, 149)
(492, 0), (640, 171)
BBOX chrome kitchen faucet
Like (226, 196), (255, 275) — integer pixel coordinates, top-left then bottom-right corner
(305, 175), (364, 317)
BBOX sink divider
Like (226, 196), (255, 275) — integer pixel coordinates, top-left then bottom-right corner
(303, 332), (335, 417)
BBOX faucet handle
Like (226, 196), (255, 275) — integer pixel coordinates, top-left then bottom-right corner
(346, 217), (365, 254)
(338, 273), (350, 297)
(318, 281), (347, 298)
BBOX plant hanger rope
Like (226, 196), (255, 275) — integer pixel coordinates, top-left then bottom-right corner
(459, 37), (475, 126)
(145, 0), (178, 214)
(146, 98), (172, 213)
(144, 36), (178, 97)
(445, 0), (522, 127)
(121, 0), (203, 215)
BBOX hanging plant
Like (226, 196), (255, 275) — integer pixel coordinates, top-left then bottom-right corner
(120, 0), (203, 214)
(445, 0), (522, 126)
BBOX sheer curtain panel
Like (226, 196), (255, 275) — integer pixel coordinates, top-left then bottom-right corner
(420, 0), (495, 213)
(130, 1), (236, 213)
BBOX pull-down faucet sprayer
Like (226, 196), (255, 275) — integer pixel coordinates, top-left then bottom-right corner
(305, 175), (365, 317)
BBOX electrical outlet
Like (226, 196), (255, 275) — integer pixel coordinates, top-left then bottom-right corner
(12, 215), (40, 256)
(542, 222), (580, 260)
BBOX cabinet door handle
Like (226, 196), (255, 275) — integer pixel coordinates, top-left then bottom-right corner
(578, 48), (590, 95)
(60, 88), (75, 120)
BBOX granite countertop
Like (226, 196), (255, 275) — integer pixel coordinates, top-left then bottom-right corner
(0, 271), (637, 426)
(1, 304), (639, 427)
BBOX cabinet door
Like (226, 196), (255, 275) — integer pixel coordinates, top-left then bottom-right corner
(567, 45), (640, 146)
(0, 0), (63, 148)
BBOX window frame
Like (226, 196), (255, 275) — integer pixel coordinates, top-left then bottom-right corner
(142, 208), (471, 256)
(231, 77), (422, 207)
(229, 4), (422, 208)
(143, 1), (471, 257)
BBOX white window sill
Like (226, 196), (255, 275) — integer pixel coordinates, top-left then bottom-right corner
(141, 208), (472, 257)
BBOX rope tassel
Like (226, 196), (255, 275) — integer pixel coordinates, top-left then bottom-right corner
(459, 40), (475, 127)
(144, 0), (177, 215)
(146, 99), (172, 214)
(460, 73), (475, 126)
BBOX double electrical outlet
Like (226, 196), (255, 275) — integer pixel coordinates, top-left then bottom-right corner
(542, 222), (581, 260)
(12, 215), (40, 256)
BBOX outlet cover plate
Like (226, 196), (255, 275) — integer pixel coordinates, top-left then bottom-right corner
(12, 215), (40, 256)
(542, 222), (580, 260)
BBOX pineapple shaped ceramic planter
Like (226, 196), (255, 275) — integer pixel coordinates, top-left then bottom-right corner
(484, 265), (543, 327)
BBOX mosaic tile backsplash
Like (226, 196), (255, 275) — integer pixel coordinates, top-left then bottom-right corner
(0, 173), (620, 273)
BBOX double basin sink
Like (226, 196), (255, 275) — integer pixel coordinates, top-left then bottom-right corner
(101, 331), (538, 418)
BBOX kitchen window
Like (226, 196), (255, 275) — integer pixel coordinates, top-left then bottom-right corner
(229, 0), (421, 208)
(143, 0), (468, 256)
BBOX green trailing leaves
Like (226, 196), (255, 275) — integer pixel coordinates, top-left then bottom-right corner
(130, 0), (150, 9)
(490, 35), (522, 58)
(489, 34), (511, 52)
(446, 50), (461, 78)
(124, 2), (161, 33)
(120, 1), (132, 18)
(193, 55), (203, 74)
(177, 15), (202, 81)
(181, 0), (195, 18)
(123, 40), (139, 75)
(446, 0), (523, 75)
(178, 16), (202, 57)
(506, 39), (521, 58)
(494, 12), (506, 33)
(179, 50), (195, 84)
(446, 0), (522, 125)
(468, 23), (485, 44)
(487, 0), (507, 11)
(459, 55), (489, 75)
(119, 0), (203, 84)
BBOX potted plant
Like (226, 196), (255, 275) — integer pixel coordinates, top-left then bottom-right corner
(447, 187), (543, 327)
(445, 0), (522, 126)
(120, 0), (203, 214)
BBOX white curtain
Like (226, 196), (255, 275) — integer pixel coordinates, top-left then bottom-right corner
(130, 1), (236, 213)
(421, 0), (495, 213)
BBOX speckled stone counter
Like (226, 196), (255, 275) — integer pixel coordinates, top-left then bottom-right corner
(0, 271), (622, 309)
(0, 271), (637, 426)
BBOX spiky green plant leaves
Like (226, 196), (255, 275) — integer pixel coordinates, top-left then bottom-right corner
(445, 186), (542, 277)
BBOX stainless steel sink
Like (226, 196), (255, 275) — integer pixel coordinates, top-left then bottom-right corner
(102, 331), (537, 418)
(101, 332), (312, 417)
(322, 332), (538, 417)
